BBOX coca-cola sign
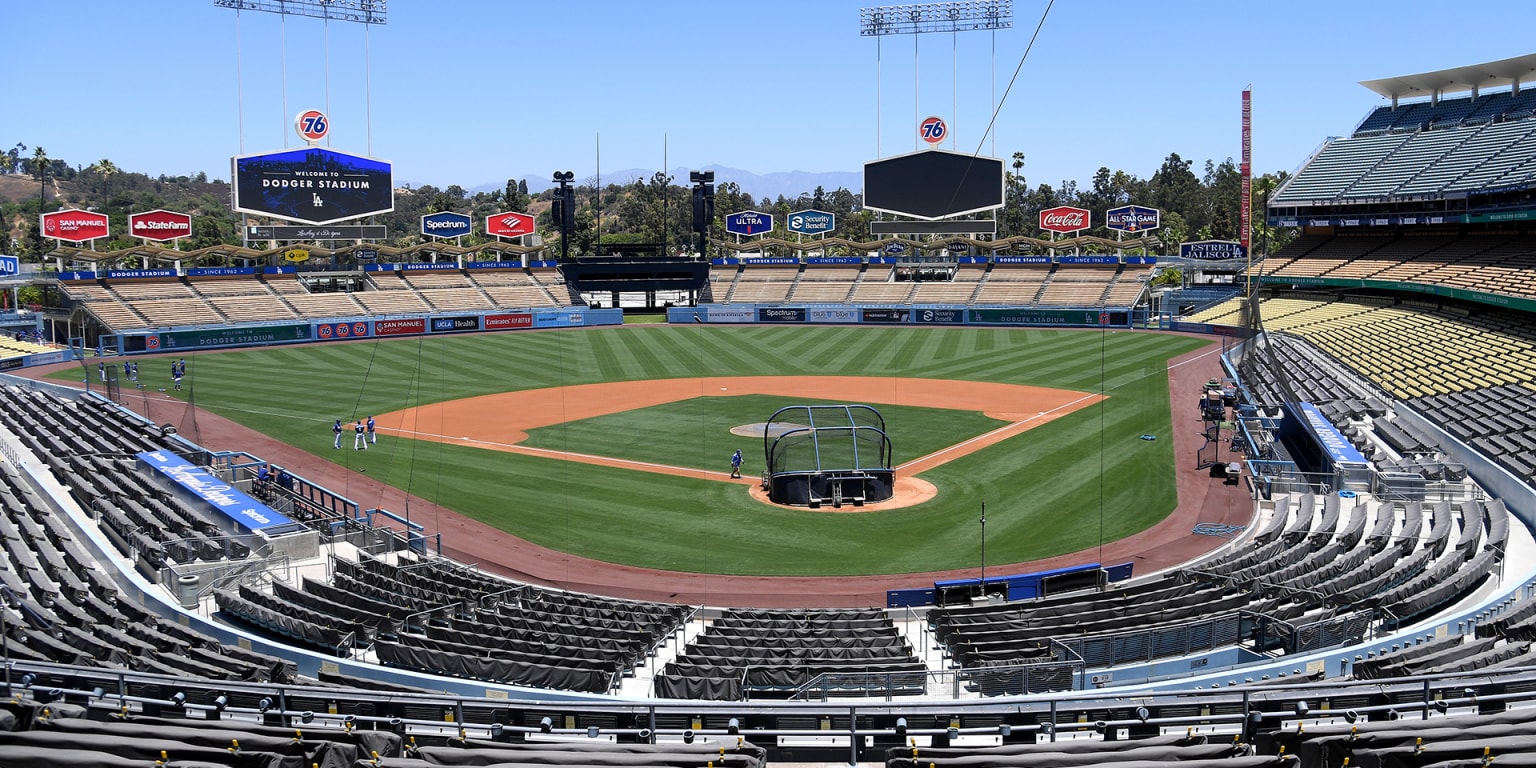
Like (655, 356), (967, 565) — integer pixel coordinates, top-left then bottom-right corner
(129, 210), (193, 242)
(1038, 206), (1090, 234)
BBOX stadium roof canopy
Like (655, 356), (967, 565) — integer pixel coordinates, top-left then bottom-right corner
(1359, 53), (1536, 103)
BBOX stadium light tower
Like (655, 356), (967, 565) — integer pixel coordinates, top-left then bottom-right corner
(859, 1), (1012, 155)
(213, 0), (387, 24)
(215, 0), (387, 154)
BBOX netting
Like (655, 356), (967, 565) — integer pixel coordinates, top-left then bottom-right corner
(764, 405), (892, 475)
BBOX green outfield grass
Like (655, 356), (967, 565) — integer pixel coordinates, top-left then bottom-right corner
(520, 395), (1006, 471)
(67, 326), (1210, 575)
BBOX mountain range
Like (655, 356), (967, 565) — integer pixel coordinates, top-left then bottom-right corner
(456, 165), (863, 201)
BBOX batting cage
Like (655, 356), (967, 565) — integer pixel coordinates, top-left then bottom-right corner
(763, 404), (894, 508)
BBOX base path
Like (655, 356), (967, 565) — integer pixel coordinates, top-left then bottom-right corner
(19, 334), (1252, 608)
(375, 375), (1101, 508)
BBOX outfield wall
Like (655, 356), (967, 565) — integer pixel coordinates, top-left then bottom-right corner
(668, 304), (1134, 328)
(86, 307), (624, 357)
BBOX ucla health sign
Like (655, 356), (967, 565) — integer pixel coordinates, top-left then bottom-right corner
(137, 450), (294, 532)
(421, 211), (472, 239)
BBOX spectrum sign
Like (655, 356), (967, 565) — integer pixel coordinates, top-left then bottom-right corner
(421, 211), (473, 239)
(129, 209), (193, 242)
(40, 209), (110, 242)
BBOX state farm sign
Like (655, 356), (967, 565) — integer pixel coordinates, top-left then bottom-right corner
(485, 211), (535, 238)
(129, 209), (193, 242)
(40, 209), (110, 242)
(1038, 206), (1090, 234)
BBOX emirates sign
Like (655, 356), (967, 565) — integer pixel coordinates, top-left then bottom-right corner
(1038, 205), (1091, 234)
(40, 209), (110, 242)
(129, 209), (193, 242)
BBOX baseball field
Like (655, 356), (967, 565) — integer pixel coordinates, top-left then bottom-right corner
(80, 325), (1211, 576)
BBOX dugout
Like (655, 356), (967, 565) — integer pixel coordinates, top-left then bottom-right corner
(763, 404), (894, 507)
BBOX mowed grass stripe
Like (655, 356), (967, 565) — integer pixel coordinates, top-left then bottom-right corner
(66, 327), (1211, 575)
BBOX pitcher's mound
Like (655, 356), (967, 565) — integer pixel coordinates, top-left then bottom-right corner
(730, 422), (807, 438)
(747, 475), (937, 512)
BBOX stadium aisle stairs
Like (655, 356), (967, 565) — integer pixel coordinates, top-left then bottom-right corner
(616, 614), (709, 697)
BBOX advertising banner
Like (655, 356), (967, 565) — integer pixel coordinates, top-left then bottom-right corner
(246, 225), (387, 240)
(373, 318), (427, 337)
(702, 307), (755, 323)
(129, 209), (193, 242)
(106, 268), (178, 280)
(1180, 240), (1248, 261)
(1296, 401), (1367, 465)
(1104, 205), (1160, 233)
(315, 321), (371, 340)
(726, 211), (774, 236)
(421, 211), (473, 238)
(1240, 89), (1252, 252)
(757, 307), (806, 323)
(0, 255), (17, 276)
(971, 308), (1099, 326)
(40, 209), (110, 242)
(787, 209), (836, 235)
(913, 308), (965, 324)
(485, 211), (535, 238)
(186, 267), (256, 277)
(861, 308), (908, 323)
(432, 316), (481, 333)
(159, 323), (311, 350)
(808, 308), (857, 323)
(232, 146), (394, 225)
(484, 313), (533, 330)
(138, 450), (293, 532)
(1038, 206), (1090, 234)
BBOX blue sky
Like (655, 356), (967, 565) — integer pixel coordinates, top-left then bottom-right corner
(3, 0), (1533, 193)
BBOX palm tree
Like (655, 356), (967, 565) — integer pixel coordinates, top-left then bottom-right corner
(31, 146), (48, 206)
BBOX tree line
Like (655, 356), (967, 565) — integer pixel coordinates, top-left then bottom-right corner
(1, 143), (1294, 264)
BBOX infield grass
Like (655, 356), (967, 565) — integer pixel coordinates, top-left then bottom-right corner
(68, 325), (1211, 575)
(520, 395), (1006, 471)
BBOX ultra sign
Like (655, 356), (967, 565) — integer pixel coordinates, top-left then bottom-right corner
(725, 210), (773, 236)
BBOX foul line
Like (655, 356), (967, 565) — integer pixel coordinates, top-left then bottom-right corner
(896, 391), (1105, 473)
(376, 427), (754, 484)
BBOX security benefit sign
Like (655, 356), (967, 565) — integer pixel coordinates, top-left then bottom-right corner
(232, 146), (394, 225)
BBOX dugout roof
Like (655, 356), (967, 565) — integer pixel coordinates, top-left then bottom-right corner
(1359, 53), (1536, 101)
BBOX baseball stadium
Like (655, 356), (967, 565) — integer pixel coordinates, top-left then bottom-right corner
(6, 6), (1536, 765)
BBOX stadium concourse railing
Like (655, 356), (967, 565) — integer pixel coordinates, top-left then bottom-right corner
(10, 660), (1536, 765)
